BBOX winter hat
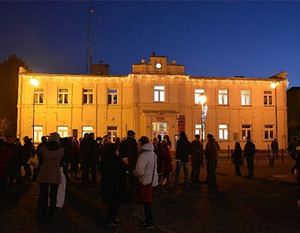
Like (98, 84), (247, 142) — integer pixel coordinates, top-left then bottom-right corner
(207, 134), (214, 139)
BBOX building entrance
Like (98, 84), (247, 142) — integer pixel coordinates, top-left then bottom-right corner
(152, 121), (168, 139)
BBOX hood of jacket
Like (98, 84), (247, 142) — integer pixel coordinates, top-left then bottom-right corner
(140, 142), (154, 152)
(46, 141), (61, 151)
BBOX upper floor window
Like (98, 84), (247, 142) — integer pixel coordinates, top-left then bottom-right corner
(58, 88), (69, 104)
(242, 124), (251, 139)
(218, 89), (228, 105)
(264, 125), (274, 140)
(264, 91), (273, 106)
(83, 88), (94, 104)
(195, 89), (205, 104)
(241, 90), (251, 106)
(154, 86), (165, 102)
(34, 88), (44, 104)
(219, 124), (229, 140)
(57, 126), (68, 138)
(108, 89), (118, 105)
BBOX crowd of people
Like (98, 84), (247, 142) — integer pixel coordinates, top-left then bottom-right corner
(1, 130), (300, 229)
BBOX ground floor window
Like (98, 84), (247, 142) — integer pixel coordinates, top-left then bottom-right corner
(195, 124), (205, 140)
(57, 126), (68, 138)
(82, 126), (93, 137)
(34, 126), (43, 143)
(107, 126), (117, 142)
(264, 125), (274, 140)
(219, 124), (229, 140)
(242, 124), (252, 139)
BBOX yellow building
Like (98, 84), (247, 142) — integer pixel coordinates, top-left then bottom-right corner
(17, 54), (288, 150)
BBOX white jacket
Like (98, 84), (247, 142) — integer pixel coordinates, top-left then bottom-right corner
(134, 143), (158, 187)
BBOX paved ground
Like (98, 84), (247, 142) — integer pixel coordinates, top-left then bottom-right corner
(1, 156), (299, 233)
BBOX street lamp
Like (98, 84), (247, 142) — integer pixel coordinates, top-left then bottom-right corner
(30, 78), (39, 144)
(270, 81), (278, 139)
(199, 95), (207, 146)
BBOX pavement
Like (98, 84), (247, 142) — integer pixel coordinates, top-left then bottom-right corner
(0, 156), (299, 233)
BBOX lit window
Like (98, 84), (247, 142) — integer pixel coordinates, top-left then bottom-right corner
(241, 90), (251, 105)
(264, 91), (273, 105)
(82, 126), (93, 137)
(108, 89), (118, 105)
(195, 89), (205, 104)
(195, 124), (205, 140)
(242, 125), (251, 139)
(219, 124), (229, 140)
(218, 89), (228, 105)
(34, 88), (44, 104)
(83, 88), (94, 104)
(264, 125), (274, 140)
(58, 88), (69, 104)
(57, 126), (68, 138)
(33, 126), (43, 143)
(107, 126), (118, 142)
(154, 86), (165, 102)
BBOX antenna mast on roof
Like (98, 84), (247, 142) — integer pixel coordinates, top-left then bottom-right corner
(86, 6), (94, 74)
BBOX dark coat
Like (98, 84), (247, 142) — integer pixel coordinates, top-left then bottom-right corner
(232, 145), (242, 163)
(0, 145), (11, 179)
(100, 147), (128, 204)
(271, 140), (279, 151)
(119, 137), (138, 172)
(205, 139), (220, 161)
(175, 137), (191, 162)
(191, 140), (203, 158)
(244, 141), (256, 159)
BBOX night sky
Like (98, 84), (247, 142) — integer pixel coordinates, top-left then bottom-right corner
(1, 1), (300, 87)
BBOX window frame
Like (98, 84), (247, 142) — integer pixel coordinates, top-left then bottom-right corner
(194, 89), (205, 104)
(218, 89), (228, 105)
(154, 85), (165, 102)
(33, 125), (43, 143)
(83, 88), (94, 105)
(241, 90), (251, 106)
(219, 124), (229, 140)
(34, 88), (44, 104)
(195, 124), (205, 140)
(242, 124), (252, 140)
(263, 90), (273, 106)
(107, 89), (118, 105)
(58, 88), (69, 105)
(264, 125), (274, 140)
(57, 126), (69, 138)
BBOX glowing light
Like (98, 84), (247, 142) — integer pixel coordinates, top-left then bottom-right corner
(199, 95), (207, 105)
(270, 82), (277, 88)
(30, 78), (39, 86)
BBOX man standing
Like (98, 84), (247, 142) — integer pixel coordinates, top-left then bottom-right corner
(205, 134), (220, 185)
(190, 134), (203, 183)
(119, 130), (138, 201)
(174, 132), (191, 189)
(244, 136), (256, 179)
(271, 138), (279, 159)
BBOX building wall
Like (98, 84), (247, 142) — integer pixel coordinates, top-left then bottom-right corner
(17, 58), (288, 150)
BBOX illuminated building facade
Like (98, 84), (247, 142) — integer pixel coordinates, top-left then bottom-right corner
(17, 54), (288, 150)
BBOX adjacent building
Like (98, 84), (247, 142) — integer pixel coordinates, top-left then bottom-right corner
(17, 54), (288, 150)
(287, 87), (300, 141)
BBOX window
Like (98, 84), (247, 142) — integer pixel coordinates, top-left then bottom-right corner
(57, 126), (68, 138)
(241, 90), (251, 105)
(107, 126), (118, 142)
(108, 89), (118, 105)
(264, 91), (273, 105)
(195, 89), (205, 104)
(83, 88), (94, 104)
(154, 86), (165, 102)
(219, 124), (229, 140)
(82, 126), (93, 137)
(242, 125), (251, 139)
(218, 89), (228, 105)
(33, 126), (43, 143)
(264, 125), (274, 140)
(195, 124), (205, 140)
(58, 88), (69, 104)
(34, 88), (44, 104)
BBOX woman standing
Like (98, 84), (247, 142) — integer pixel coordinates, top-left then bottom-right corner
(232, 141), (242, 176)
(134, 136), (158, 229)
(161, 139), (173, 184)
(37, 132), (64, 220)
(100, 143), (128, 228)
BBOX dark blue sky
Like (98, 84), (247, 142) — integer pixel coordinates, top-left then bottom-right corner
(1, 1), (300, 87)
